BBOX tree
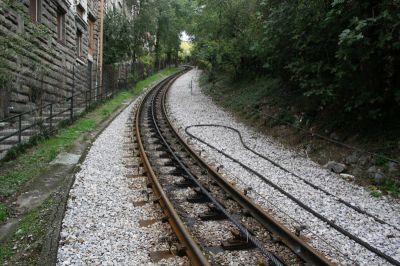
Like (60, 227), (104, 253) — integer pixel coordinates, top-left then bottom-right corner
(190, 0), (400, 122)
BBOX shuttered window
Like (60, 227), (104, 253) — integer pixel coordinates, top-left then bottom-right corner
(29, 0), (42, 23)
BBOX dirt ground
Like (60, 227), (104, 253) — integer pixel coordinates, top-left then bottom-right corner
(201, 74), (400, 199)
(0, 99), (134, 265)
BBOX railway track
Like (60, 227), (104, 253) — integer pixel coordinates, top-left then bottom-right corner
(184, 124), (400, 265)
(129, 69), (332, 265)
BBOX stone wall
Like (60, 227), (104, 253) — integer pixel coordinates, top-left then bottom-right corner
(0, 0), (103, 119)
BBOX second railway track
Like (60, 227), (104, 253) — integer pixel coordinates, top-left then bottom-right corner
(129, 69), (332, 265)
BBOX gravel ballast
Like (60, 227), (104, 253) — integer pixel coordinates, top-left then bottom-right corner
(166, 69), (400, 265)
(57, 94), (186, 265)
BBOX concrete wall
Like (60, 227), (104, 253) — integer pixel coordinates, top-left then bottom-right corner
(0, 0), (103, 119)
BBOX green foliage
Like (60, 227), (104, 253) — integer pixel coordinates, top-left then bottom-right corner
(370, 190), (383, 198)
(104, 0), (190, 67)
(197, 60), (212, 72)
(0, 203), (7, 223)
(179, 41), (193, 60)
(382, 178), (400, 197)
(0, 68), (179, 197)
(0, 0), (53, 89)
(104, 9), (135, 64)
(375, 156), (389, 166)
(0, 198), (54, 265)
(191, 0), (400, 123)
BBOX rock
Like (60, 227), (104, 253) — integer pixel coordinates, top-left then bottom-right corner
(387, 162), (398, 173)
(340, 173), (355, 181)
(374, 170), (385, 185)
(367, 166), (378, 178)
(345, 153), (359, 165)
(358, 155), (370, 166)
(324, 161), (346, 173)
(60, 231), (68, 239)
(351, 167), (362, 176)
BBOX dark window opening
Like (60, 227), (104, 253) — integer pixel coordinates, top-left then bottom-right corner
(29, 0), (42, 22)
(57, 9), (66, 43)
(88, 18), (95, 56)
(77, 5), (85, 18)
(76, 30), (83, 58)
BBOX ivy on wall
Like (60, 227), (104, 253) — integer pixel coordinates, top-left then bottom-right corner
(0, 0), (53, 90)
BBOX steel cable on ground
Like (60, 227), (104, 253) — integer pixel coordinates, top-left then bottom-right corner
(213, 165), (357, 265)
(184, 124), (400, 266)
(152, 91), (285, 266)
(228, 101), (400, 164)
(185, 124), (400, 232)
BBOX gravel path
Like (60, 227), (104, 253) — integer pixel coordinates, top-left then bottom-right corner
(57, 95), (186, 265)
(166, 69), (400, 265)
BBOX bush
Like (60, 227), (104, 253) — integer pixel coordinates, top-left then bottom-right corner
(192, 0), (400, 124)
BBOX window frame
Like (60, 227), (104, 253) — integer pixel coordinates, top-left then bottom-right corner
(29, 0), (42, 23)
(88, 18), (95, 56)
(77, 4), (85, 18)
(76, 30), (83, 58)
(56, 9), (66, 44)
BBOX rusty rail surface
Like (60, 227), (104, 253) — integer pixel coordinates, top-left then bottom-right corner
(160, 74), (333, 266)
(134, 69), (210, 266)
(133, 68), (333, 265)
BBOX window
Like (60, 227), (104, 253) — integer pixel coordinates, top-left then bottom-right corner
(29, 0), (42, 22)
(57, 10), (66, 43)
(77, 5), (85, 18)
(88, 18), (95, 56)
(76, 31), (83, 57)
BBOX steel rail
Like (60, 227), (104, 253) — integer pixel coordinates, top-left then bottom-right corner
(185, 124), (400, 232)
(135, 69), (210, 266)
(161, 77), (334, 266)
(154, 78), (285, 266)
(184, 124), (400, 266)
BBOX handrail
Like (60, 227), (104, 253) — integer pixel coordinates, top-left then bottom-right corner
(0, 65), (173, 157)
(0, 78), (129, 155)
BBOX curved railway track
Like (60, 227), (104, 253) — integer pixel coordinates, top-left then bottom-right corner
(184, 124), (400, 265)
(129, 69), (333, 265)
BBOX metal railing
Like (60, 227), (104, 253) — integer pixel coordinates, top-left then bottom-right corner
(0, 77), (129, 156)
(0, 59), (175, 158)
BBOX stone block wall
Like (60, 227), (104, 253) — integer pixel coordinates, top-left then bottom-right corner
(0, 0), (103, 119)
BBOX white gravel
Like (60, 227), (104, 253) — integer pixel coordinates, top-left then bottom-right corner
(57, 93), (187, 265)
(166, 69), (400, 265)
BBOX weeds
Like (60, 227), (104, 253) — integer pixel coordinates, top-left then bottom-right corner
(0, 199), (53, 265)
(0, 203), (7, 223)
(382, 178), (400, 197)
(0, 67), (179, 198)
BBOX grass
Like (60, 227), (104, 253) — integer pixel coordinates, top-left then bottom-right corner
(382, 178), (400, 197)
(0, 203), (7, 223)
(202, 71), (400, 198)
(0, 67), (179, 199)
(0, 67), (180, 265)
(201, 74), (282, 118)
(0, 199), (53, 265)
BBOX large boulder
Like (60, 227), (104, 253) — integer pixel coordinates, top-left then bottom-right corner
(374, 170), (386, 185)
(324, 161), (346, 174)
(367, 166), (378, 178)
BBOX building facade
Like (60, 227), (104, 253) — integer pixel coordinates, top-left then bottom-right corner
(0, 0), (104, 119)
(105, 0), (128, 13)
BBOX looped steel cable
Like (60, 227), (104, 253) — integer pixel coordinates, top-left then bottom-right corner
(185, 124), (400, 266)
(151, 89), (285, 266)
